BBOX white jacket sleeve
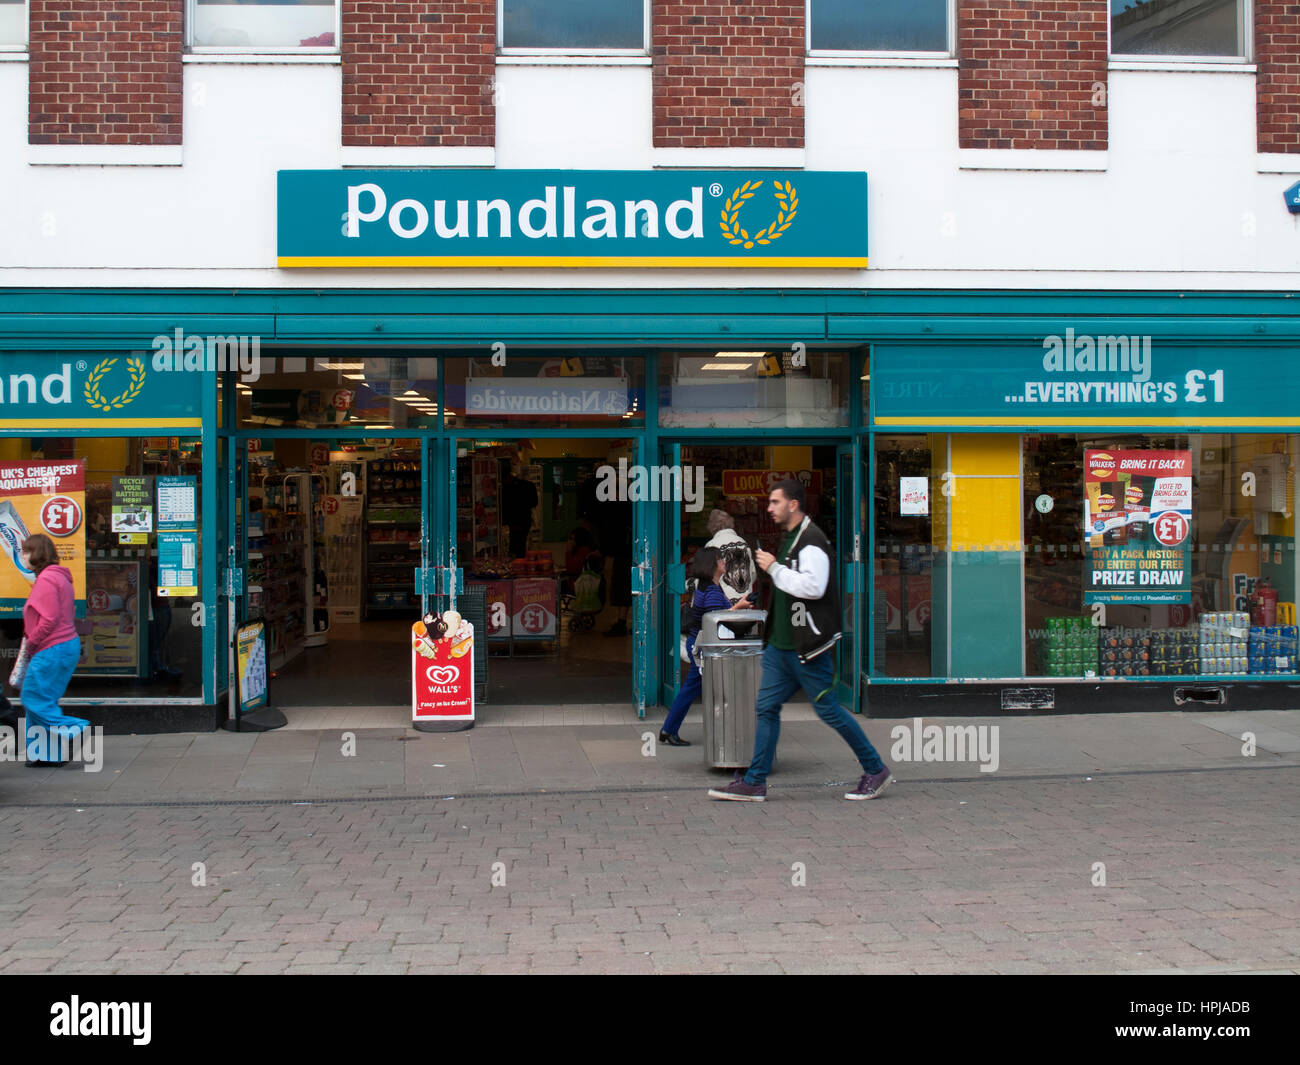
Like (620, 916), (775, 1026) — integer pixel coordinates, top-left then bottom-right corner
(768, 544), (830, 600)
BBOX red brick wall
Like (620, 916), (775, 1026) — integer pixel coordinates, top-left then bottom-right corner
(653, 1), (803, 148)
(958, 1), (1108, 150)
(1257, 1), (1300, 153)
(28, 0), (183, 145)
(342, 0), (494, 147)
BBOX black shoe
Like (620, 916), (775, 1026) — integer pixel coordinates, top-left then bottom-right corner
(26, 759), (68, 768)
(603, 620), (628, 637)
(659, 731), (691, 747)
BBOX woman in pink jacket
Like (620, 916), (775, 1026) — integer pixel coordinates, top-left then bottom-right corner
(20, 533), (87, 766)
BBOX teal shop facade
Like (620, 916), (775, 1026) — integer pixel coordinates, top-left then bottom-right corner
(1, 287), (1298, 730)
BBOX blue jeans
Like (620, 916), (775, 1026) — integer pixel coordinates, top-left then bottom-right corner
(745, 644), (884, 787)
(663, 649), (703, 737)
(22, 637), (88, 761)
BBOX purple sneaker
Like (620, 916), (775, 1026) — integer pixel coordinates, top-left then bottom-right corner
(708, 773), (767, 802)
(845, 765), (892, 801)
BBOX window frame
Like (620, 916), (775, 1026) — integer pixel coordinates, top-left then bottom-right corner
(0, 0), (28, 53)
(1109, 0), (1252, 64)
(186, 0), (341, 56)
(497, 0), (649, 57)
(805, 0), (954, 60)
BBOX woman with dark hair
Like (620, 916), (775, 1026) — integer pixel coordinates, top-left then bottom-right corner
(18, 533), (87, 767)
(659, 546), (752, 747)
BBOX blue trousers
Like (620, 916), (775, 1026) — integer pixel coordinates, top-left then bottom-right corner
(663, 659), (703, 737)
(23, 637), (87, 761)
(744, 644), (884, 787)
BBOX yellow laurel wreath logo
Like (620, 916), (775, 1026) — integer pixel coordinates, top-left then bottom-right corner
(719, 180), (798, 248)
(83, 356), (146, 411)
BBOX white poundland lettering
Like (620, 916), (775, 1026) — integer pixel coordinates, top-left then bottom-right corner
(345, 183), (704, 243)
(0, 365), (72, 406)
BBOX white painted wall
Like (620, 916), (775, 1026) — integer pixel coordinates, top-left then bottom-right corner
(3, 58), (1299, 290)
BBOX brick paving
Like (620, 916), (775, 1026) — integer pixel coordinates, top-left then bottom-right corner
(1, 753), (1296, 974)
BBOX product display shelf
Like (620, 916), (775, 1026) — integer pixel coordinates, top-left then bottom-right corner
(249, 480), (310, 671)
(365, 461), (421, 616)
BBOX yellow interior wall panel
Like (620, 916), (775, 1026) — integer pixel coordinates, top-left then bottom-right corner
(950, 434), (1020, 477)
(950, 478), (1022, 552)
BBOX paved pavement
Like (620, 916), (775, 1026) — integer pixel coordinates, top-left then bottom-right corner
(0, 708), (1297, 974)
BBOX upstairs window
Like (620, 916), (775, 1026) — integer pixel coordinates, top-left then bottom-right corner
(1111, 0), (1249, 60)
(500, 0), (646, 53)
(0, 0), (26, 50)
(809, 0), (951, 55)
(190, 0), (339, 52)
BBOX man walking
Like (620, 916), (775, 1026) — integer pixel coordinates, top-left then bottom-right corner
(708, 479), (891, 802)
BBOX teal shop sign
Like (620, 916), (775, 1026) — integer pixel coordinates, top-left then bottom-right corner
(873, 336), (1300, 428)
(277, 169), (869, 268)
(0, 352), (203, 428)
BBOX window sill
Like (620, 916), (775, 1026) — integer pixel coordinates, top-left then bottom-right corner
(0, 51), (27, 62)
(959, 149), (1107, 172)
(496, 54), (651, 67)
(339, 145), (495, 168)
(1109, 60), (1255, 74)
(28, 144), (183, 167)
(1258, 153), (1300, 174)
(805, 55), (956, 69)
(653, 147), (806, 170)
(183, 52), (341, 65)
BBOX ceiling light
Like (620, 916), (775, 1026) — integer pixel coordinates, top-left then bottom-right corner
(700, 362), (751, 371)
(715, 351), (767, 358)
(343, 373), (366, 381)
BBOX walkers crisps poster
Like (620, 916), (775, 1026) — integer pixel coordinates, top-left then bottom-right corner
(1083, 449), (1192, 605)
(0, 460), (87, 615)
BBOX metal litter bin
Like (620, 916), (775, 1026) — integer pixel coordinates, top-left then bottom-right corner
(696, 609), (767, 769)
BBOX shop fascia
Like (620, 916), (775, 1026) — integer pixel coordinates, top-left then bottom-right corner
(346, 182), (705, 241)
(0, 364), (72, 406)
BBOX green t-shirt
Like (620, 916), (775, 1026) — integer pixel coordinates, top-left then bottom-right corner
(767, 526), (800, 650)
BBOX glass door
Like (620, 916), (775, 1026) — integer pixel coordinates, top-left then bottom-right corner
(426, 435), (458, 617)
(837, 441), (861, 713)
(660, 440), (684, 707)
(631, 434), (656, 718)
(223, 435), (248, 718)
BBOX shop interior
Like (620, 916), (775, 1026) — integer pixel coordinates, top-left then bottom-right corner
(872, 435), (935, 678)
(1023, 433), (1298, 679)
(0, 435), (203, 700)
(457, 438), (636, 706)
(247, 438), (415, 707)
(251, 436), (643, 708)
(672, 444), (845, 702)
(870, 432), (1298, 681)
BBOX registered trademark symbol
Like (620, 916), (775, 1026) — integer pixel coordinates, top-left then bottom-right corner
(709, 183), (724, 197)
(76, 360), (87, 371)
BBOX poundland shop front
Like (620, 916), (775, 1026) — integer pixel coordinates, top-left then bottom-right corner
(1, 173), (1297, 730)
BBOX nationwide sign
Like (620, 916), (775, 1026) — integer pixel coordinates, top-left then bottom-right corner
(459, 378), (634, 418)
(277, 169), (869, 268)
